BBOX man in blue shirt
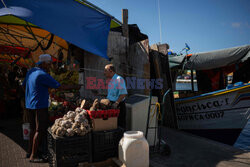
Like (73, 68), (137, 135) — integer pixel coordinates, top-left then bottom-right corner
(23, 54), (79, 162)
(104, 64), (127, 129)
(22, 54), (60, 162)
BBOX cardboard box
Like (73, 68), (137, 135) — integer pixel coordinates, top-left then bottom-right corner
(92, 117), (117, 131)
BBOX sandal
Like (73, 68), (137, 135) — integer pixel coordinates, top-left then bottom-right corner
(29, 158), (44, 163)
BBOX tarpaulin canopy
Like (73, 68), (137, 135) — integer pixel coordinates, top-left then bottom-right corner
(0, 0), (120, 60)
(168, 55), (186, 68)
(184, 45), (250, 70)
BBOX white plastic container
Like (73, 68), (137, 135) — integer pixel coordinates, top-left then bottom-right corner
(119, 131), (149, 167)
(22, 123), (30, 140)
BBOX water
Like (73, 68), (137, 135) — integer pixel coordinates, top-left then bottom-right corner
(176, 82), (250, 151)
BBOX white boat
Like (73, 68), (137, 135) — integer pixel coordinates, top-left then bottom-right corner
(172, 45), (250, 145)
(176, 83), (250, 145)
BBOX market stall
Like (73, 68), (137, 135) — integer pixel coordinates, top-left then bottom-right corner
(0, 44), (124, 165)
(48, 98), (123, 166)
(0, 45), (34, 119)
(0, 1), (126, 166)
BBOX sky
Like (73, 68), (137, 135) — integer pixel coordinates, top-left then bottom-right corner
(88, 0), (250, 54)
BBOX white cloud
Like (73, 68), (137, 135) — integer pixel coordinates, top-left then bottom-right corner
(231, 22), (241, 28)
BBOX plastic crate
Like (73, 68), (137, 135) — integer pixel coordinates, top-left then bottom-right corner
(48, 149), (78, 167)
(87, 109), (120, 119)
(47, 128), (91, 167)
(92, 128), (124, 162)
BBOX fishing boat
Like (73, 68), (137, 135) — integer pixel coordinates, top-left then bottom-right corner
(172, 45), (250, 145)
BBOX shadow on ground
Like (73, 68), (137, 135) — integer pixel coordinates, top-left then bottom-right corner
(0, 117), (48, 167)
(0, 117), (28, 151)
(150, 127), (250, 167)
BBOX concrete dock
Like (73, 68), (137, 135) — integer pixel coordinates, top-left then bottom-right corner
(0, 118), (47, 167)
(150, 127), (250, 167)
(0, 118), (249, 167)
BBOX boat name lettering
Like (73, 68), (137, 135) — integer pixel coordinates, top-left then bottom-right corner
(177, 111), (224, 121)
(176, 98), (229, 113)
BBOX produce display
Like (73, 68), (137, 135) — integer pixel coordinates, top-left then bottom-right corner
(48, 101), (65, 117)
(89, 99), (99, 111)
(49, 89), (80, 122)
(50, 70), (79, 85)
(80, 98), (113, 111)
(49, 69), (80, 116)
(99, 99), (112, 110)
(51, 107), (91, 137)
(80, 99), (92, 110)
(50, 98), (118, 137)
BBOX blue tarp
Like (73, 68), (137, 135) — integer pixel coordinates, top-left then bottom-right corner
(0, 0), (111, 59)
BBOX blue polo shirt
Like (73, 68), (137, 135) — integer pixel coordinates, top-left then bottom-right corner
(107, 73), (127, 102)
(22, 67), (61, 109)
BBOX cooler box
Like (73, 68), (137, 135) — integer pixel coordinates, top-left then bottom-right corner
(125, 94), (158, 146)
(87, 109), (120, 131)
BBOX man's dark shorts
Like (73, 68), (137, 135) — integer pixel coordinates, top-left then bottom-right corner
(28, 108), (49, 133)
(111, 101), (126, 130)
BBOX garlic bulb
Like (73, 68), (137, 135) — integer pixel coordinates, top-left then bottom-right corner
(56, 127), (66, 137)
(79, 109), (88, 116)
(72, 122), (80, 129)
(74, 113), (85, 123)
(66, 128), (74, 137)
(51, 125), (59, 134)
(75, 107), (83, 114)
(67, 111), (76, 120)
(55, 118), (63, 126)
(74, 128), (81, 135)
(51, 105), (91, 137)
(63, 115), (68, 120)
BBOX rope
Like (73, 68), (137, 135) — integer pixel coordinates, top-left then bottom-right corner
(24, 23), (55, 51)
(80, 66), (150, 78)
(150, 102), (161, 124)
(41, 34), (54, 50)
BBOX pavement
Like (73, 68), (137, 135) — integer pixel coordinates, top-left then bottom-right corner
(0, 117), (48, 167)
(1, 117), (250, 167)
(150, 127), (250, 167)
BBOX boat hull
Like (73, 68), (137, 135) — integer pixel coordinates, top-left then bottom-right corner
(175, 84), (250, 145)
(182, 128), (242, 145)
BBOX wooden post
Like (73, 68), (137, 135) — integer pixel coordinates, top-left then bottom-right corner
(191, 69), (194, 91)
(150, 44), (178, 129)
(122, 9), (129, 78)
(122, 9), (129, 38)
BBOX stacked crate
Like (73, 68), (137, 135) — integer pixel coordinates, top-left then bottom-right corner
(47, 128), (92, 167)
(91, 128), (124, 162)
(87, 109), (124, 162)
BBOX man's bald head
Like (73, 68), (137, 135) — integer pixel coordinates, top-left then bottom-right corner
(104, 64), (116, 78)
(105, 64), (116, 73)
